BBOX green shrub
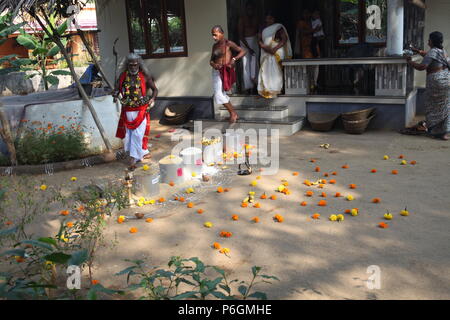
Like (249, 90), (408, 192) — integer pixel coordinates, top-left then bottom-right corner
(16, 123), (88, 165)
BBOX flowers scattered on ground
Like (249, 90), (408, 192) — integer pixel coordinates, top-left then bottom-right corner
(145, 218), (154, 223)
(204, 222), (213, 228)
(129, 227), (138, 234)
(349, 184), (357, 189)
(378, 222), (389, 229)
(318, 200), (327, 207)
(312, 213), (321, 220)
(335, 192), (341, 198)
(400, 208), (409, 216)
(273, 214), (284, 223)
(187, 202), (195, 208)
(300, 201), (307, 206)
(143, 165), (150, 171)
(232, 215), (239, 221)
(220, 231), (232, 238)
(59, 210), (70, 216)
(117, 216), (126, 224)
(346, 195), (354, 201)
(70, 177), (77, 182)
(372, 198), (381, 203)
(40, 184), (47, 191)
(66, 222), (74, 228)
(91, 280), (100, 285)
(213, 242), (221, 249)
(392, 170), (398, 175)
(251, 217), (260, 223)
(197, 209), (204, 214)
(219, 248), (230, 255)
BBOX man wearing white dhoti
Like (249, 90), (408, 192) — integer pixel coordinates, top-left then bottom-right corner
(258, 12), (292, 99)
(114, 53), (158, 168)
(239, 1), (260, 93)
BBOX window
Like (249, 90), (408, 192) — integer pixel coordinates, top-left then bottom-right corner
(335, 0), (387, 46)
(126, 0), (188, 58)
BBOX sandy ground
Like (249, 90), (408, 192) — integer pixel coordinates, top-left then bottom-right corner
(3, 120), (450, 300)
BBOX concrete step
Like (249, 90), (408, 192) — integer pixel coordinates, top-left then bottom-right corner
(186, 116), (305, 136)
(218, 105), (289, 120)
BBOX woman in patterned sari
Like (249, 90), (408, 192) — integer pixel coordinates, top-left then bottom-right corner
(401, 32), (450, 140)
(257, 12), (292, 99)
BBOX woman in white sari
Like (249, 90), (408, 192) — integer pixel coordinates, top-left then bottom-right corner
(258, 13), (293, 99)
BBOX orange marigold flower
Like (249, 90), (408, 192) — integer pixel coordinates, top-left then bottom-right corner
(66, 222), (74, 228)
(76, 205), (85, 213)
(251, 217), (260, 223)
(129, 227), (138, 234)
(323, 173), (329, 177)
(217, 187), (224, 193)
(241, 202), (248, 208)
(224, 188), (230, 192)
(318, 200), (327, 206)
(398, 155), (404, 159)
(274, 214), (284, 223)
(372, 198), (381, 203)
(306, 191), (314, 197)
(318, 184), (325, 189)
(197, 209), (204, 214)
(321, 192), (327, 198)
(378, 222), (389, 229)
(179, 197), (186, 202)
(392, 170), (398, 175)
(349, 184), (357, 189)
(260, 193), (267, 200)
(300, 201), (307, 206)
(60, 210), (70, 216)
(335, 192), (341, 197)
(310, 159), (316, 163)
(159, 198), (166, 203)
(253, 203), (261, 208)
(332, 172), (338, 176)
(5, 221), (13, 226)
(342, 164), (349, 169)
(91, 280), (100, 285)
(145, 218), (154, 223)
(320, 179), (327, 184)
(292, 172), (299, 176)
(213, 242), (221, 249)
(371, 169), (377, 173)
(270, 195), (277, 200)
(187, 202), (195, 208)
(220, 231), (233, 238)
(410, 160), (417, 165)
(345, 209), (351, 214)
(169, 181), (175, 187)
(232, 215), (239, 221)
(312, 213), (321, 220)
(315, 167), (321, 172)
(329, 179), (336, 184)
(174, 196), (179, 201)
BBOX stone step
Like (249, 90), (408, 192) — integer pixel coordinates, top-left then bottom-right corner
(218, 105), (289, 120)
(185, 116), (305, 136)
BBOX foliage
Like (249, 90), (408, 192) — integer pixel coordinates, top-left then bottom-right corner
(16, 14), (71, 90)
(117, 256), (279, 300)
(15, 120), (88, 165)
(0, 176), (129, 300)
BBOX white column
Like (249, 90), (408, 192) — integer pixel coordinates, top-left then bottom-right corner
(386, 0), (404, 56)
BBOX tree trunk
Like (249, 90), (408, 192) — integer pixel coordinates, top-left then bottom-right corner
(32, 9), (113, 152)
(0, 106), (18, 166)
(76, 26), (114, 90)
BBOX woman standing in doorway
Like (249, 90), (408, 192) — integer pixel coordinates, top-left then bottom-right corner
(401, 32), (450, 140)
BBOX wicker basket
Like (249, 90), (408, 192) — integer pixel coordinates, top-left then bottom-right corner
(342, 112), (376, 134)
(341, 107), (376, 121)
(161, 104), (193, 125)
(308, 112), (339, 132)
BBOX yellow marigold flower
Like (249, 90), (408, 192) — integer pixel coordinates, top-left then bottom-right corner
(70, 177), (77, 182)
(143, 165), (150, 171)
(204, 222), (213, 228)
(219, 248), (230, 254)
(40, 184), (47, 191)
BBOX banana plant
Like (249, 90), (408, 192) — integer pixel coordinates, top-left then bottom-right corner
(16, 16), (71, 90)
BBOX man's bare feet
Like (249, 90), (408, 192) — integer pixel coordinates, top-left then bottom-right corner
(143, 154), (152, 160)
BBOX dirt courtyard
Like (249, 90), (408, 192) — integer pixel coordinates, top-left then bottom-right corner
(6, 121), (450, 300)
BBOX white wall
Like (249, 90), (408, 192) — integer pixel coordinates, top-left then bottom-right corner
(415, 0), (450, 88)
(96, 0), (228, 97)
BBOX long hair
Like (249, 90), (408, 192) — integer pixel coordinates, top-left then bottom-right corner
(118, 53), (152, 80)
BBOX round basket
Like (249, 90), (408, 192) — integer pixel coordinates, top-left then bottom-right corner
(343, 113), (376, 134)
(341, 107), (376, 121)
(161, 104), (193, 125)
(308, 112), (339, 132)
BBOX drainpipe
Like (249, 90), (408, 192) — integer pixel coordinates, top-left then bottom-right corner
(386, 0), (404, 56)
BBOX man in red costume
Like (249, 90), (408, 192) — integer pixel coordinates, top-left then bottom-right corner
(114, 53), (158, 168)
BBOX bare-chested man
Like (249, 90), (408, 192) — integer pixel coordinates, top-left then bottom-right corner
(238, 1), (259, 94)
(210, 25), (246, 124)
